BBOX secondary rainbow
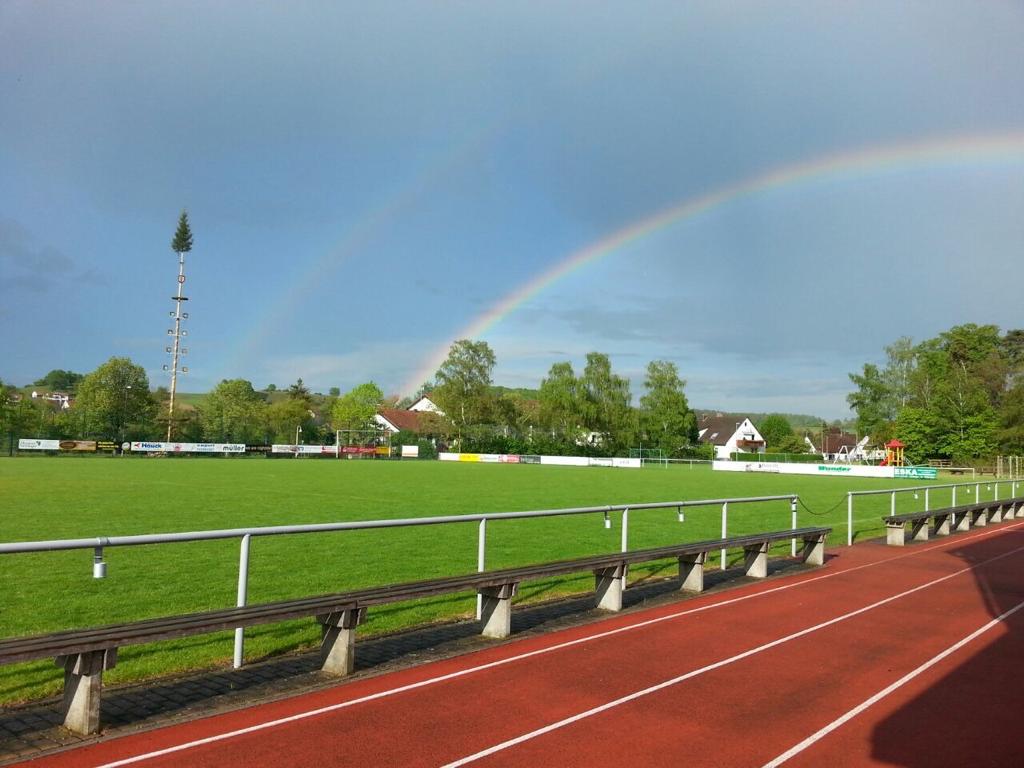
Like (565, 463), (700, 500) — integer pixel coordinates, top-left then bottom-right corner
(401, 131), (1024, 394)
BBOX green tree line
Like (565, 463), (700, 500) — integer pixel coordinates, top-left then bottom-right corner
(1, 340), (705, 458)
(847, 324), (1024, 464)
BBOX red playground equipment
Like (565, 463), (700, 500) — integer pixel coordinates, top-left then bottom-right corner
(880, 438), (905, 467)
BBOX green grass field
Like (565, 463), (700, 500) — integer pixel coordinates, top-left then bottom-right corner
(0, 457), (998, 703)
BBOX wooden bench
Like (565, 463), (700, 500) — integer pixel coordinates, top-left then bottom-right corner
(0, 525), (830, 735)
(882, 498), (1022, 546)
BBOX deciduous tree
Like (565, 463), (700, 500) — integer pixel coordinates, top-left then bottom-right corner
(73, 357), (155, 442)
(433, 340), (496, 429)
(332, 382), (384, 434)
(200, 379), (267, 443)
(639, 360), (696, 454)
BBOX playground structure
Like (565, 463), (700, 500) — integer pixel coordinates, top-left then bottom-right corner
(880, 438), (905, 467)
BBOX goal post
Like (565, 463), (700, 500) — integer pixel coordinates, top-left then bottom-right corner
(629, 446), (668, 467)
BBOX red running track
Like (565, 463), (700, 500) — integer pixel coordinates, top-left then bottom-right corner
(18, 522), (1024, 768)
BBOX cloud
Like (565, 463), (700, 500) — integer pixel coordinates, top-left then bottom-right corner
(0, 217), (100, 294)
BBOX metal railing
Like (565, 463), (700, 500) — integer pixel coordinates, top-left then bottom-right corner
(0, 493), (799, 668)
(844, 479), (1023, 546)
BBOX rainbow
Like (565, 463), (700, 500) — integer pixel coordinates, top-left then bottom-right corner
(401, 131), (1024, 394)
(215, 122), (502, 383)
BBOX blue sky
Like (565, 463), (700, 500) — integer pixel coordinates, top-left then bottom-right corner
(2, 2), (1023, 418)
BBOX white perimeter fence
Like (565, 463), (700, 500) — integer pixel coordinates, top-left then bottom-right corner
(844, 479), (1023, 546)
(0, 493), (799, 669)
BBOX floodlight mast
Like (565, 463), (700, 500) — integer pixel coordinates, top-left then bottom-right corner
(166, 251), (189, 440)
(166, 212), (193, 441)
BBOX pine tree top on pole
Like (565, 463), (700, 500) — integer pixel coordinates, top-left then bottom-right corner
(171, 211), (193, 254)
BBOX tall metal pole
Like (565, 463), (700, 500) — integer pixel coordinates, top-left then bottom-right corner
(166, 249), (188, 441)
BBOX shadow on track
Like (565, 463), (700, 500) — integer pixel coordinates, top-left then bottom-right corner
(869, 527), (1024, 767)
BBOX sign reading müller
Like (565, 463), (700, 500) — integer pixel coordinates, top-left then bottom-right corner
(131, 442), (246, 453)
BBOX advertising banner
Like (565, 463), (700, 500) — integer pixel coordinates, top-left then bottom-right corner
(895, 466), (939, 480)
(132, 442), (246, 453)
(713, 461), (899, 479)
(341, 446), (377, 455)
(540, 456), (590, 467)
(58, 440), (97, 452)
(271, 444), (335, 455)
(18, 439), (60, 451)
(439, 452), (640, 468)
(401, 444), (420, 458)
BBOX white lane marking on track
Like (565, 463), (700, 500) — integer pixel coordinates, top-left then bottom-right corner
(92, 522), (1024, 768)
(439, 541), (1024, 767)
(762, 597), (1024, 767)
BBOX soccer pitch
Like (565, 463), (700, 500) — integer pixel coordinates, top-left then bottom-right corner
(0, 458), (954, 703)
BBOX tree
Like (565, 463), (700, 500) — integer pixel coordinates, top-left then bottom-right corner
(432, 340), (496, 429)
(171, 210), (193, 254)
(883, 337), (916, 412)
(200, 379), (268, 443)
(287, 378), (312, 404)
(332, 382), (384, 434)
(757, 414), (794, 450)
(1001, 329), (1024, 382)
(999, 381), (1024, 453)
(265, 398), (315, 444)
(72, 357), (155, 442)
(33, 369), (84, 393)
(847, 363), (891, 438)
(328, 386), (341, 397)
(639, 361), (696, 454)
(579, 352), (633, 450)
(538, 362), (582, 439)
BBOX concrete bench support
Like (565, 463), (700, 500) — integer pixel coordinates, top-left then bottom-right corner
(911, 518), (929, 542)
(318, 607), (366, 676)
(479, 583), (518, 639)
(800, 534), (826, 566)
(743, 541), (769, 578)
(1004, 504), (1016, 521)
(594, 564), (627, 612)
(885, 522), (906, 547)
(934, 513), (951, 536)
(678, 552), (706, 593)
(55, 648), (117, 735)
(971, 509), (988, 527)
(954, 510), (971, 532)
(990, 505), (1003, 524)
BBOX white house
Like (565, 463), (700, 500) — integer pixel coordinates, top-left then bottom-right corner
(697, 414), (766, 460)
(374, 408), (426, 434)
(407, 394), (444, 415)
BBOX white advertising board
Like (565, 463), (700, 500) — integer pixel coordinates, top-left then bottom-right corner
(132, 442), (246, 453)
(439, 452), (640, 469)
(712, 460), (896, 479)
(18, 439), (61, 451)
(401, 444), (420, 458)
(270, 444), (337, 455)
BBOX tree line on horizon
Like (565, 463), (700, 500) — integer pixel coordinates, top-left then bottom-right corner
(0, 342), (709, 458)
(6, 325), (1020, 463)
